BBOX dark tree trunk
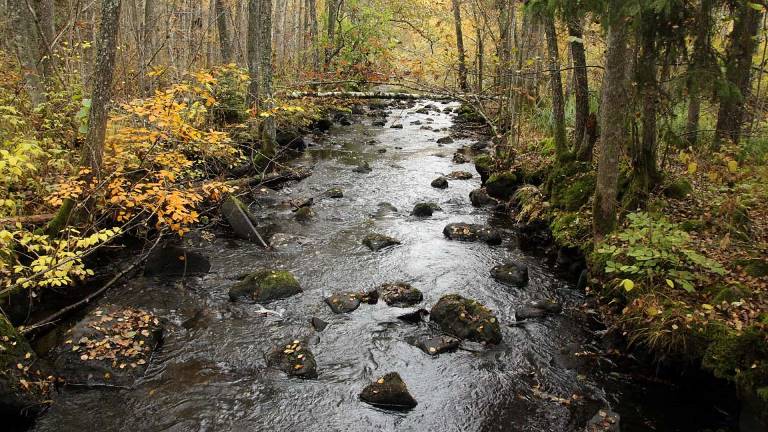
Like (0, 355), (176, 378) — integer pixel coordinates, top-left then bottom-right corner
(307, 0), (319, 72)
(34, 0), (56, 76)
(544, 12), (567, 159)
(259, 0), (275, 153)
(685, 1), (714, 146)
(247, 0), (261, 104)
(324, 0), (341, 69)
(451, 0), (469, 92)
(714, 3), (761, 147)
(593, 16), (629, 239)
(632, 11), (661, 195)
(215, 0), (233, 63)
(10, 0), (46, 105)
(568, 16), (591, 161)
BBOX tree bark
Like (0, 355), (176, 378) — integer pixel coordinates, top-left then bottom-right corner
(451, 0), (469, 92)
(34, 0), (56, 76)
(247, 0), (261, 104)
(593, 16), (629, 240)
(215, 0), (233, 63)
(685, 0), (714, 146)
(568, 16), (590, 160)
(307, 0), (319, 72)
(10, 0), (46, 105)
(632, 11), (660, 195)
(544, 12), (567, 160)
(259, 0), (276, 154)
(324, 0), (341, 69)
(714, 3), (761, 147)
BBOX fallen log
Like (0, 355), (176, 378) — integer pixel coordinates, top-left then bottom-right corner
(282, 90), (457, 101)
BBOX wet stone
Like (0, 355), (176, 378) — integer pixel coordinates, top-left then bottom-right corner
(143, 245), (210, 277)
(470, 188), (498, 207)
(431, 176), (449, 189)
(360, 372), (417, 410)
(407, 334), (460, 356)
(446, 171), (473, 180)
(436, 136), (454, 144)
(420, 125), (433, 131)
(390, 123), (403, 129)
(294, 207), (314, 222)
(363, 233), (401, 251)
(491, 262), (529, 287)
(452, 153), (470, 164)
(325, 292), (362, 314)
(430, 294), (502, 344)
(310, 317), (328, 332)
(585, 410), (621, 432)
(412, 202), (441, 217)
(266, 339), (318, 379)
(228, 270), (302, 303)
(326, 188), (344, 198)
(515, 300), (562, 321)
(377, 148), (387, 153)
(372, 120), (386, 127)
(411, 120), (422, 125)
(443, 223), (502, 245)
(352, 161), (372, 173)
(398, 309), (430, 324)
(378, 283), (423, 307)
(221, 196), (264, 243)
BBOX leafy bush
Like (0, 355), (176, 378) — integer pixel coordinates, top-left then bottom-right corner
(596, 212), (726, 294)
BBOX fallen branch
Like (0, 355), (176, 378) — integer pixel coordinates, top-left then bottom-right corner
(20, 234), (163, 336)
(282, 90), (457, 100)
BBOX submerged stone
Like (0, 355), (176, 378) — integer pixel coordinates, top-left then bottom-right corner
(431, 176), (449, 189)
(490, 262), (529, 287)
(294, 207), (314, 222)
(310, 317), (328, 332)
(407, 334), (460, 356)
(266, 338), (318, 379)
(363, 233), (401, 251)
(443, 223), (502, 245)
(411, 202), (441, 217)
(515, 300), (562, 321)
(229, 270), (302, 303)
(430, 294), (502, 344)
(446, 171), (473, 180)
(469, 188), (498, 207)
(360, 372), (417, 410)
(143, 245), (210, 277)
(326, 188), (344, 198)
(378, 283), (423, 307)
(353, 161), (373, 173)
(397, 309), (430, 324)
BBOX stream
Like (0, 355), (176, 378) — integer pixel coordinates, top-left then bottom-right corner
(31, 100), (739, 431)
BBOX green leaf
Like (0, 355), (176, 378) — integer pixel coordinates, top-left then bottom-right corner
(665, 279), (674, 288)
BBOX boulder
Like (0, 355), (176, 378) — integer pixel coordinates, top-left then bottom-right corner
(360, 372), (417, 410)
(353, 161), (372, 173)
(0, 315), (50, 416)
(446, 171), (473, 180)
(310, 317), (328, 332)
(474, 155), (493, 184)
(397, 309), (430, 324)
(471, 141), (490, 151)
(266, 339), (318, 379)
(294, 207), (314, 222)
(452, 153), (469, 164)
(229, 270), (302, 303)
(310, 118), (333, 132)
(490, 262), (529, 287)
(485, 172), (520, 200)
(437, 136), (454, 144)
(411, 202), (441, 217)
(430, 295), (502, 344)
(390, 123), (403, 129)
(143, 245), (210, 277)
(363, 233), (401, 251)
(663, 179), (693, 199)
(407, 334), (460, 356)
(221, 196), (265, 243)
(377, 283), (423, 307)
(326, 188), (344, 198)
(53, 305), (163, 387)
(469, 188), (498, 207)
(431, 176), (449, 189)
(515, 300), (562, 321)
(411, 120), (422, 125)
(325, 292), (361, 314)
(443, 223), (502, 245)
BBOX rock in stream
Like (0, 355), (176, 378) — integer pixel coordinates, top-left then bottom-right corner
(430, 294), (502, 344)
(266, 338), (318, 379)
(229, 270), (302, 303)
(359, 372), (418, 410)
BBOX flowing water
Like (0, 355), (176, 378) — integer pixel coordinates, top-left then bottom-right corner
(32, 101), (739, 432)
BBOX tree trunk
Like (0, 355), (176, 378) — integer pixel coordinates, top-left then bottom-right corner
(544, 12), (567, 160)
(34, 0), (56, 76)
(685, 1), (713, 146)
(247, 0), (261, 104)
(47, 0), (122, 235)
(324, 0), (339, 69)
(259, 0), (276, 154)
(569, 16), (590, 160)
(632, 11), (660, 195)
(476, 24), (483, 93)
(10, 0), (46, 105)
(714, 3), (761, 147)
(215, 0), (233, 63)
(307, 0), (319, 72)
(593, 17), (629, 240)
(451, 0), (469, 92)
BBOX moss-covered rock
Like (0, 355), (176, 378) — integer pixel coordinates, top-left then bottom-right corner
(362, 233), (401, 251)
(551, 172), (595, 211)
(229, 270), (302, 302)
(702, 325), (768, 405)
(294, 207), (314, 222)
(485, 172), (520, 200)
(474, 155), (493, 184)
(431, 176), (449, 189)
(377, 283), (423, 307)
(430, 294), (502, 344)
(0, 316), (50, 416)
(738, 259), (768, 278)
(663, 179), (693, 199)
(360, 372), (417, 410)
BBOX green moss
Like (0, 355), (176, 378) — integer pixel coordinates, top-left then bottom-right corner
(707, 283), (752, 304)
(552, 173), (596, 211)
(736, 259), (768, 278)
(702, 325), (768, 399)
(551, 211), (591, 248)
(485, 171), (520, 200)
(663, 179), (693, 199)
(474, 155), (494, 184)
(680, 219), (705, 232)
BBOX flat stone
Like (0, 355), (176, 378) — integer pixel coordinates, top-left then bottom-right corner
(325, 292), (362, 314)
(310, 317), (328, 332)
(515, 300), (562, 321)
(397, 309), (430, 324)
(360, 372), (417, 410)
(491, 262), (529, 287)
(443, 223), (502, 245)
(266, 338), (318, 379)
(446, 171), (473, 180)
(378, 283), (423, 307)
(229, 270), (302, 303)
(363, 233), (401, 251)
(326, 188), (344, 198)
(407, 334), (460, 356)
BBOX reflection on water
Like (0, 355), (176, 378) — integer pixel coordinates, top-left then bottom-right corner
(32, 101), (738, 432)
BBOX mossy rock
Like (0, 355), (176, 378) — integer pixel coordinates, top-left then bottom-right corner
(430, 294), (502, 344)
(485, 171), (520, 200)
(708, 283), (752, 304)
(551, 211), (591, 248)
(229, 270), (301, 302)
(680, 219), (705, 232)
(474, 155), (493, 184)
(551, 173), (595, 211)
(360, 372), (417, 410)
(266, 338), (318, 379)
(702, 325), (768, 400)
(663, 179), (693, 199)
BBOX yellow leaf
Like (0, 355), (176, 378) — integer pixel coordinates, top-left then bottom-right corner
(687, 162), (698, 175)
(621, 279), (635, 292)
(727, 160), (738, 173)
(702, 304), (714, 311)
(665, 279), (674, 288)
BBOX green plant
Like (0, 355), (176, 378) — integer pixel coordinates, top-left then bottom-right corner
(596, 212), (726, 293)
